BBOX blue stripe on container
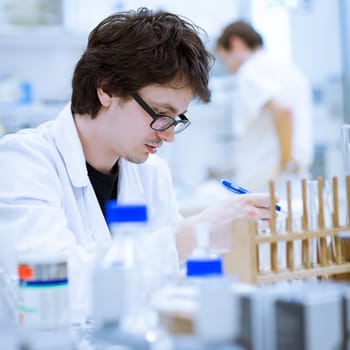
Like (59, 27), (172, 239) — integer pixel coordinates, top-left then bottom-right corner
(19, 279), (68, 287)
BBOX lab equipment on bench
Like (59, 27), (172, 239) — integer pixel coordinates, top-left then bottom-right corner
(155, 222), (237, 347)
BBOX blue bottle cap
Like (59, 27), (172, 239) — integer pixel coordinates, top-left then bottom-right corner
(186, 257), (223, 277)
(105, 201), (147, 225)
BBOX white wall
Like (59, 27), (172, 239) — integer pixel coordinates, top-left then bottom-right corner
(289, 0), (345, 179)
(0, 32), (85, 103)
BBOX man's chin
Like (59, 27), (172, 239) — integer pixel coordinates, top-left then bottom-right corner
(124, 153), (149, 164)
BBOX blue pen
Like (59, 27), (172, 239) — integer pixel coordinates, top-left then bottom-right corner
(221, 179), (287, 214)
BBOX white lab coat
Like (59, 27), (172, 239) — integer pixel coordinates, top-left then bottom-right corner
(231, 50), (314, 192)
(0, 104), (181, 322)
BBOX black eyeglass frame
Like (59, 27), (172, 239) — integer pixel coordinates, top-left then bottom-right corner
(131, 93), (191, 134)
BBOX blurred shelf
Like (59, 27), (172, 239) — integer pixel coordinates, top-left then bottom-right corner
(0, 102), (66, 134)
(0, 28), (86, 49)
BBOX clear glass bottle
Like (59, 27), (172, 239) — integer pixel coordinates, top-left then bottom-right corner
(91, 201), (157, 336)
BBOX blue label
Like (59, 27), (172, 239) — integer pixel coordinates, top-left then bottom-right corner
(19, 278), (68, 288)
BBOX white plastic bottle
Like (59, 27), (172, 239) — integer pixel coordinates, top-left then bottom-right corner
(184, 223), (237, 345)
(187, 258), (236, 345)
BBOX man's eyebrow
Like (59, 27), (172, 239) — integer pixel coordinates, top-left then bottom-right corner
(151, 100), (187, 115)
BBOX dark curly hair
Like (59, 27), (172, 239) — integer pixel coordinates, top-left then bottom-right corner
(71, 7), (214, 118)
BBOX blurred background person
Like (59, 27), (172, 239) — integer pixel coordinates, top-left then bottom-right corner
(216, 20), (314, 193)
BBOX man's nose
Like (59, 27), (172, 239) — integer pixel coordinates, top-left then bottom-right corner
(156, 127), (175, 143)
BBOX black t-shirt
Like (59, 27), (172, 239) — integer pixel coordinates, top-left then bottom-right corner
(86, 161), (119, 215)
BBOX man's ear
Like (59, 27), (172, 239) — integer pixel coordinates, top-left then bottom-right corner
(97, 87), (112, 107)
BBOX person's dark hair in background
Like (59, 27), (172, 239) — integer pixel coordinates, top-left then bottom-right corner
(71, 7), (214, 118)
(216, 20), (264, 51)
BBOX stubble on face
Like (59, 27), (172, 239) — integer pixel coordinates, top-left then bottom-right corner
(118, 83), (193, 164)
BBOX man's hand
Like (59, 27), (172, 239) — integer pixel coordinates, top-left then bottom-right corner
(176, 193), (275, 261)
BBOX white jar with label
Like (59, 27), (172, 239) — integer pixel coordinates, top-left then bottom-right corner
(17, 254), (69, 329)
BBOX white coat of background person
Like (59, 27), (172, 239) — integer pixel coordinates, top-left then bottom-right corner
(0, 10), (275, 323)
(216, 20), (314, 193)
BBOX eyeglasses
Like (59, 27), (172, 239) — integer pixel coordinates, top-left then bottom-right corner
(131, 93), (191, 134)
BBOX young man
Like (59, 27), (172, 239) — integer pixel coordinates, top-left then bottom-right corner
(216, 20), (314, 192)
(0, 9), (273, 322)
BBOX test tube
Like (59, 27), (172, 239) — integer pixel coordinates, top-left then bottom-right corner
(341, 124), (350, 176)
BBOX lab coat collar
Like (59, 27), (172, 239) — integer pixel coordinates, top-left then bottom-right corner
(54, 104), (89, 188)
(54, 104), (156, 221)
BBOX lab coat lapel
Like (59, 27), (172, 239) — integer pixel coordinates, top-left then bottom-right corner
(54, 104), (88, 188)
(54, 104), (110, 241)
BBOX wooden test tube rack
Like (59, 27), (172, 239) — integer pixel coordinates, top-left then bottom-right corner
(223, 176), (350, 284)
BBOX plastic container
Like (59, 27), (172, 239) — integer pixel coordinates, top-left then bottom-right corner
(184, 257), (236, 345)
(17, 254), (69, 329)
(179, 222), (235, 345)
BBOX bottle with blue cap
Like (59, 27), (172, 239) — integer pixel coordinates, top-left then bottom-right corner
(185, 223), (237, 345)
(91, 201), (151, 331)
(98, 201), (161, 336)
(185, 222), (224, 279)
(104, 201), (148, 269)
